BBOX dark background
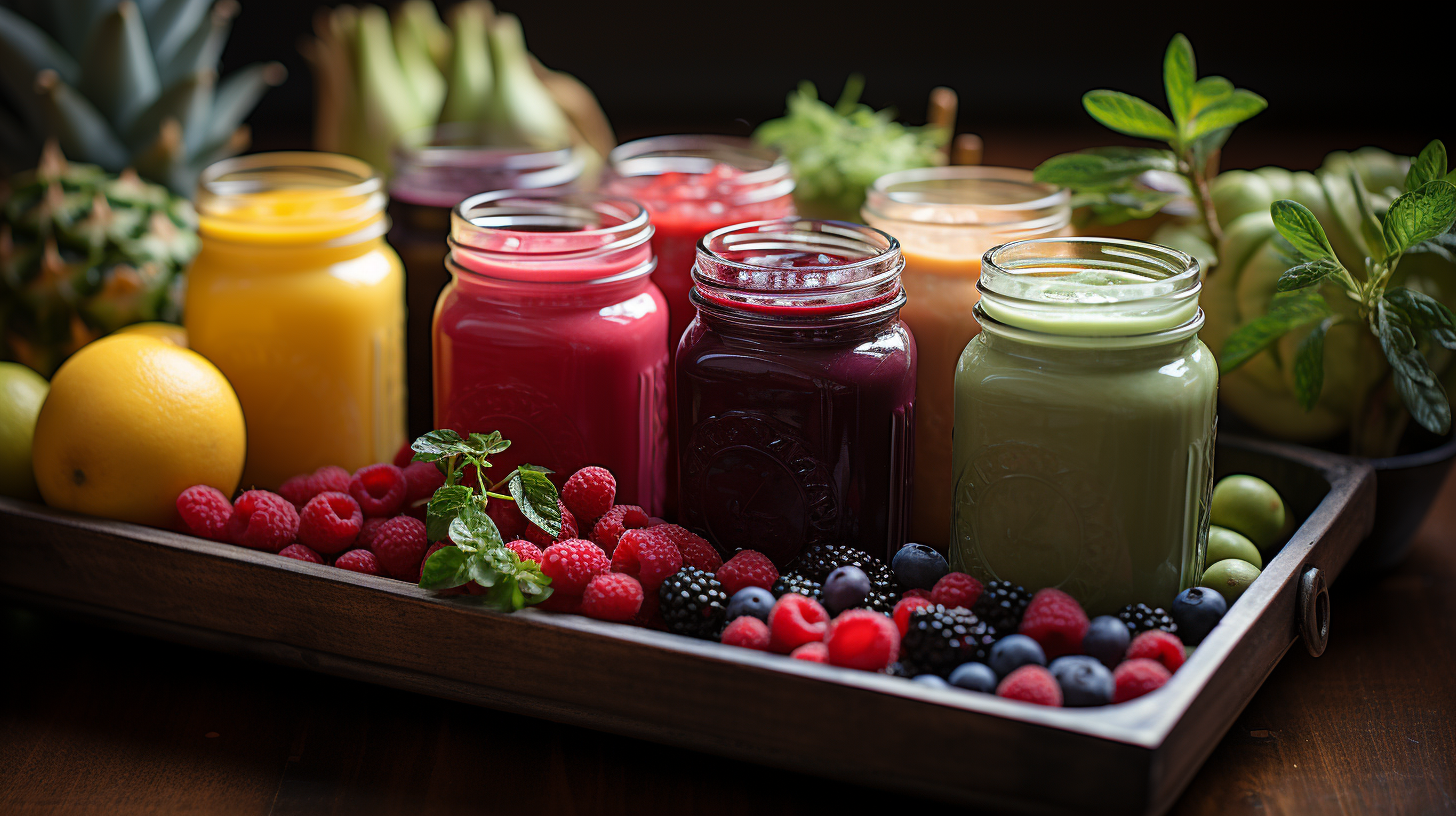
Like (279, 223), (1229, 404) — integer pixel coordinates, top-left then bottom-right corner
(232, 0), (1448, 169)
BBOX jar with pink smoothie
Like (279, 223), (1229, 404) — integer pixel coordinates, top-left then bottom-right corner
(435, 191), (668, 513)
(676, 220), (916, 567)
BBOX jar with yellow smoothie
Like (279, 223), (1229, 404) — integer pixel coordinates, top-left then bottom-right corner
(861, 168), (1069, 550)
(951, 238), (1217, 616)
(186, 153), (406, 489)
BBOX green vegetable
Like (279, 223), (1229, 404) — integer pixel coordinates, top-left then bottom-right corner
(1034, 34), (1266, 242)
(753, 76), (949, 222)
(410, 428), (557, 611)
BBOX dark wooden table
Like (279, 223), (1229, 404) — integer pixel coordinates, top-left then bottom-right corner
(2, 467), (1452, 816)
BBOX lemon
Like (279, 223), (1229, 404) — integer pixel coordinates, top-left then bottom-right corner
(0, 362), (49, 499)
(1210, 475), (1287, 551)
(32, 334), (246, 526)
(113, 322), (189, 348)
(1206, 525), (1263, 570)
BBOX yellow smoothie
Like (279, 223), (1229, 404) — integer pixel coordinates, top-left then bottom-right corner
(187, 153), (406, 489)
(862, 168), (1069, 549)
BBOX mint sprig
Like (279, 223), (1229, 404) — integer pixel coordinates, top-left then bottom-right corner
(410, 429), (558, 611)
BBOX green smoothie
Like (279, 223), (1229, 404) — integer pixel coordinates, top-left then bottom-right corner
(951, 238), (1217, 615)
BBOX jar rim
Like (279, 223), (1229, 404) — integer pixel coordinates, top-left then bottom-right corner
(864, 166), (1070, 230)
(198, 151), (383, 201)
(195, 151), (388, 244)
(390, 123), (585, 207)
(606, 134), (795, 205)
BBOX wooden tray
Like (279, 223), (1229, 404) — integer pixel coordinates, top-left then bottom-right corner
(0, 435), (1374, 815)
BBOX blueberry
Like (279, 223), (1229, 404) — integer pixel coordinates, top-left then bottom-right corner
(987, 634), (1046, 678)
(911, 673), (952, 689)
(948, 662), (998, 693)
(725, 586), (775, 623)
(1049, 655), (1114, 707)
(1082, 615), (1132, 669)
(891, 543), (949, 590)
(1170, 586), (1228, 645)
(822, 565), (870, 614)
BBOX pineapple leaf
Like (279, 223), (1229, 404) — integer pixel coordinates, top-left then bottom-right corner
(78, 2), (162, 132)
(126, 70), (214, 156)
(0, 5), (79, 127)
(34, 71), (129, 172)
(157, 0), (234, 88)
(149, 0), (213, 67)
(205, 62), (285, 152)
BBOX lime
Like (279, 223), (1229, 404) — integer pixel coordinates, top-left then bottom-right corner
(1206, 525), (1262, 569)
(1200, 558), (1262, 606)
(1210, 475), (1286, 550)
(0, 362), (50, 500)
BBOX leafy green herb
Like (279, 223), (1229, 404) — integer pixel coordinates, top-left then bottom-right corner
(1221, 140), (1456, 436)
(1035, 34), (1266, 243)
(410, 428), (557, 611)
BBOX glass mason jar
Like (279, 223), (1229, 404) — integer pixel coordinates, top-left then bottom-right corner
(677, 219), (916, 567)
(604, 136), (796, 513)
(951, 237), (1217, 616)
(389, 125), (591, 438)
(862, 167), (1070, 552)
(187, 152), (406, 490)
(436, 191), (669, 513)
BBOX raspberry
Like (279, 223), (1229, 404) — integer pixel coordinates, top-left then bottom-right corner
(487, 499), (527, 541)
(653, 523), (722, 572)
(349, 463), (407, 517)
(358, 516), (389, 550)
(334, 548), (381, 576)
(590, 504), (650, 553)
(892, 596), (935, 637)
(279, 543), (323, 564)
(524, 500), (577, 548)
(226, 490), (299, 553)
(581, 572), (644, 622)
(1018, 587), (1091, 659)
(996, 665), (1063, 706)
(768, 593), (829, 654)
(825, 609), (900, 671)
(278, 465), (352, 510)
(610, 528), (683, 591)
(930, 572), (983, 609)
(902, 588), (931, 600)
(717, 550), (779, 596)
(790, 642), (829, 663)
(277, 473), (316, 510)
(562, 466), (617, 524)
(312, 465), (351, 495)
(391, 442), (414, 468)
(632, 590), (664, 629)
(370, 515), (429, 580)
(176, 485), (231, 541)
(1113, 658), (1172, 703)
(504, 539), (544, 564)
(297, 491), (363, 555)
(535, 591), (581, 613)
(540, 539), (610, 595)
(1126, 629), (1186, 673)
(720, 615), (771, 650)
(402, 461), (445, 505)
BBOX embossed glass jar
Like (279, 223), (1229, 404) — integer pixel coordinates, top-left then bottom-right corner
(676, 220), (916, 566)
(436, 191), (669, 513)
(951, 237), (1217, 616)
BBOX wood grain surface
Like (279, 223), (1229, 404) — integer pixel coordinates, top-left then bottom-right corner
(1, 466), (1451, 816)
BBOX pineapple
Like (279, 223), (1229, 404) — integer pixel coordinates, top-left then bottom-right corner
(0, 0), (283, 195)
(0, 141), (198, 376)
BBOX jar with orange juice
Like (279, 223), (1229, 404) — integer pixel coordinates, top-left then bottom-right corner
(186, 153), (406, 489)
(862, 167), (1069, 551)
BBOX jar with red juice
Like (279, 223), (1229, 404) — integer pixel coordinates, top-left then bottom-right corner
(676, 219), (917, 567)
(435, 191), (669, 514)
(604, 136), (795, 512)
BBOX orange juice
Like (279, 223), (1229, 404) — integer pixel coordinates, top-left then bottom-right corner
(863, 168), (1069, 550)
(186, 153), (405, 489)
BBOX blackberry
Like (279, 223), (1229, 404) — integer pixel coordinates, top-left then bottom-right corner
(659, 567), (728, 640)
(792, 543), (900, 595)
(1117, 603), (1179, 637)
(772, 571), (823, 603)
(972, 580), (1031, 636)
(865, 588), (897, 615)
(900, 605), (998, 677)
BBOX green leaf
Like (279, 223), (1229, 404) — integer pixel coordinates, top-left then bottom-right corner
(1220, 290), (1332, 373)
(1191, 126), (1232, 169)
(1393, 369), (1452, 436)
(1349, 169), (1389, 261)
(1187, 90), (1266, 141)
(466, 431), (511, 457)
(517, 464), (554, 475)
(1163, 34), (1196, 128)
(1384, 288), (1456, 350)
(1271, 199), (1337, 262)
(1293, 317), (1336, 410)
(467, 552), (501, 588)
(448, 499), (504, 552)
(1189, 76), (1233, 116)
(508, 467), (561, 538)
(1276, 258), (1342, 292)
(1082, 90), (1177, 141)
(426, 484), (473, 542)
(410, 429), (465, 461)
(1383, 180), (1456, 255)
(1376, 298), (1435, 386)
(1407, 228), (1456, 263)
(1033, 147), (1177, 188)
(418, 545), (471, 590)
(1406, 140), (1448, 191)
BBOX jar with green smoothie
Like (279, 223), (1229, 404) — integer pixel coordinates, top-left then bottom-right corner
(951, 237), (1217, 615)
